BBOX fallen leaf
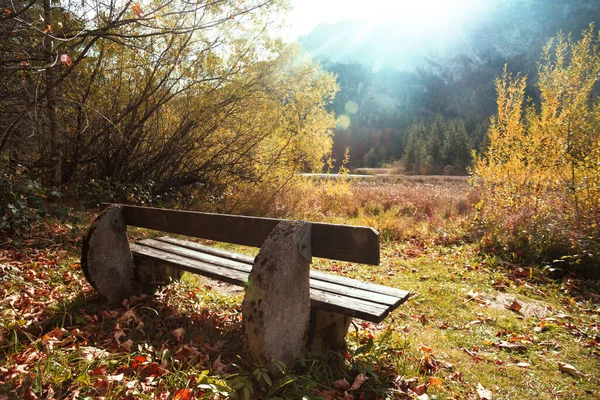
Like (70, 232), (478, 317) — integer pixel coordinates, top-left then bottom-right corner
(91, 365), (107, 376)
(132, 355), (147, 368)
(476, 383), (492, 400)
(558, 362), (584, 378)
(80, 346), (110, 361)
(413, 383), (428, 395)
(515, 362), (531, 368)
(348, 373), (368, 391)
(505, 299), (522, 313)
(120, 339), (134, 352)
(171, 327), (185, 343)
(140, 362), (166, 379)
(429, 376), (444, 390)
(212, 355), (228, 374)
(498, 341), (527, 352)
(107, 373), (124, 382)
(173, 388), (191, 400)
(467, 290), (480, 300)
(419, 344), (433, 353)
(333, 378), (350, 391)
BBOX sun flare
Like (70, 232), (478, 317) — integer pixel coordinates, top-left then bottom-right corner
(286, 0), (491, 39)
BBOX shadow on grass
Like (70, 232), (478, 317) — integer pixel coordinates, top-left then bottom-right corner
(35, 287), (245, 357)
(2, 284), (407, 399)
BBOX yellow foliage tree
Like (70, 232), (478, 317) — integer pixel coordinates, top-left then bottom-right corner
(473, 25), (600, 267)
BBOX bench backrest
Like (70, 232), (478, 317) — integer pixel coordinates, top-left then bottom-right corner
(111, 204), (380, 265)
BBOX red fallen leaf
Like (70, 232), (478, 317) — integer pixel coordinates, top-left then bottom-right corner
(132, 355), (147, 368)
(95, 379), (109, 395)
(174, 388), (191, 400)
(5, 8), (12, 14)
(60, 54), (72, 66)
(91, 365), (107, 376)
(413, 383), (428, 395)
(505, 299), (522, 313)
(24, 387), (39, 400)
(132, 2), (143, 17)
(140, 362), (166, 379)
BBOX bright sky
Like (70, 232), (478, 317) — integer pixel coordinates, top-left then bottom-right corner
(283, 0), (490, 40)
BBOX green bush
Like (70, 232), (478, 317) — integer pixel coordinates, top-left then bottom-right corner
(0, 169), (47, 237)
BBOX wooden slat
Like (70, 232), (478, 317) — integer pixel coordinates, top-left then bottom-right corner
(156, 236), (255, 265)
(309, 290), (391, 322)
(138, 238), (404, 308)
(130, 243), (249, 286)
(130, 241), (402, 322)
(310, 270), (410, 300)
(138, 238), (253, 273)
(309, 279), (401, 308)
(112, 203), (379, 265)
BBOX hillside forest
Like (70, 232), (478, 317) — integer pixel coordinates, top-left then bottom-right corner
(302, 0), (600, 173)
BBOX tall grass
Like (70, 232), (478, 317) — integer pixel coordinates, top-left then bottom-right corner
(196, 176), (475, 244)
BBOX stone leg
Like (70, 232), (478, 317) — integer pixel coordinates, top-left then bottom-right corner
(133, 258), (183, 295)
(81, 205), (135, 304)
(242, 221), (311, 369)
(309, 309), (352, 353)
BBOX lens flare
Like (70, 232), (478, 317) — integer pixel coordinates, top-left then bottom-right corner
(336, 115), (351, 130)
(345, 101), (359, 114)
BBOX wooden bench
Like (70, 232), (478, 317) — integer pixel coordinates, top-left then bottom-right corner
(81, 204), (410, 366)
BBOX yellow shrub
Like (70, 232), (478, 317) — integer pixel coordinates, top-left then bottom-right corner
(473, 26), (600, 268)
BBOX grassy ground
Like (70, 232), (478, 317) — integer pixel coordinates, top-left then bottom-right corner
(1, 180), (599, 399)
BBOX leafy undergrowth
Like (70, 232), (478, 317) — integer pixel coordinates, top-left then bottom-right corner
(1, 217), (600, 399)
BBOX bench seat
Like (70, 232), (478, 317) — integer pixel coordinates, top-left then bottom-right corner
(131, 236), (410, 323)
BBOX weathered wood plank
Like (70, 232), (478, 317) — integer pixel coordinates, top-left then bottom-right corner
(309, 290), (391, 322)
(131, 242), (396, 322)
(138, 238), (253, 273)
(130, 243), (249, 286)
(310, 270), (410, 300)
(156, 236), (255, 264)
(112, 204), (379, 265)
(138, 238), (404, 307)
